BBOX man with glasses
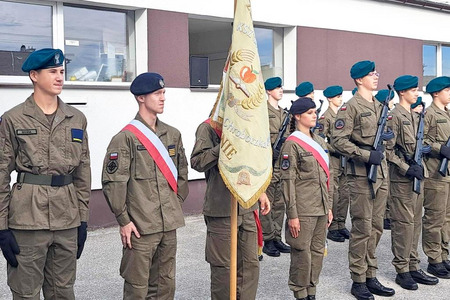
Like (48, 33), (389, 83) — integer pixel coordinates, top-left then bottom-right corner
(332, 60), (395, 300)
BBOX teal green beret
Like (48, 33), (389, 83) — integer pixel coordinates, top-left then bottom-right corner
(426, 76), (450, 93)
(393, 75), (418, 91)
(290, 97), (316, 115)
(130, 72), (165, 96)
(323, 85), (343, 98)
(375, 89), (394, 103)
(411, 96), (423, 109)
(295, 81), (314, 97)
(22, 48), (64, 72)
(352, 87), (358, 95)
(350, 60), (375, 79)
(264, 77), (282, 90)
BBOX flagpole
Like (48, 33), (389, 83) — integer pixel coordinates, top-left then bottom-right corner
(230, 196), (238, 300)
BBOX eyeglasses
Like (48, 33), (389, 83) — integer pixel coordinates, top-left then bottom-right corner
(367, 71), (380, 77)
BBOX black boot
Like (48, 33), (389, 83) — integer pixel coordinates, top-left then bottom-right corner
(350, 282), (374, 300)
(383, 218), (391, 230)
(258, 255), (263, 261)
(366, 277), (395, 297)
(410, 269), (439, 285)
(262, 240), (280, 257)
(338, 227), (350, 239)
(273, 240), (291, 253)
(427, 262), (450, 279)
(442, 259), (450, 271)
(327, 229), (345, 242)
(395, 272), (418, 290)
(307, 295), (315, 300)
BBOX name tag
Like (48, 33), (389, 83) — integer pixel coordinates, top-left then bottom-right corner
(16, 129), (37, 135)
(137, 145), (146, 151)
(361, 112), (372, 117)
(300, 152), (313, 157)
(437, 119), (448, 123)
(402, 121), (411, 125)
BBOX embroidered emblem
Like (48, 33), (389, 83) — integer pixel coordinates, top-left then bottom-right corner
(281, 154), (290, 170)
(106, 160), (118, 174)
(71, 128), (83, 143)
(110, 152), (118, 160)
(168, 145), (176, 157)
(335, 119), (345, 130)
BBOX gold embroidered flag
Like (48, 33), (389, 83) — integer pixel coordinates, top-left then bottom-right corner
(210, 0), (271, 209)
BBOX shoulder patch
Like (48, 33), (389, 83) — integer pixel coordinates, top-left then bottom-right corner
(318, 123), (324, 131)
(335, 119), (345, 130)
(106, 160), (118, 174)
(319, 115), (325, 120)
(281, 154), (290, 170)
(340, 106), (347, 111)
(168, 145), (176, 157)
(388, 115), (393, 120)
(71, 128), (84, 143)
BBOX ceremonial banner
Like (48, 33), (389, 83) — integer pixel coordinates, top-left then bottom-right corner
(210, 0), (271, 209)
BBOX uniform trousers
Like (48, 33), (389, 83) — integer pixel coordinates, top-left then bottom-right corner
(389, 181), (423, 273)
(347, 175), (388, 282)
(8, 228), (77, 300)
(204, 214), (259, 300)
(423, 179), (450, 263)
(121, 230), (177, 300)
(286, 215), (327, 299)
(328, 156), (350, 231)
(261, 169), (285, 241)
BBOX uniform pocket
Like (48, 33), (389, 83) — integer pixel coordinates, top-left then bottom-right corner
(134, 146), (156, 180)
(298, 152), (318, 180)
(359, 113), (377, 138)
(16, 127), (43, 167)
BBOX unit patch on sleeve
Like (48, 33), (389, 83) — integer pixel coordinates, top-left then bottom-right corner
(168, 145), (176, 157)
(335, 119), (345, 130)
(71, 128), (84, 143)
(281, 154), (290, 170)
(106, 152), (119, 174)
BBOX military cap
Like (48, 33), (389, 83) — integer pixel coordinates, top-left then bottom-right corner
(426, 76), (450, 94)
(295, 81), (314, 97)
(393, 75), (418, 91)
(264, 77), (282, 90)
(411, 96), (423, 109)
(130, 72), (165, 96)
(290, 97), (316, 115)
(21, 48), (64, 72)
(323, 85), (343, 98)
(375, 89), (394, 103)
(350, 60), (375, 79)
(352, 87), (358, 95)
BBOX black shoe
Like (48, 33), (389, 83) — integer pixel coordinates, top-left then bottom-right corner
(410, 269), (439, 285)
(383, 218), (391, 230)
(296, 298), (307, 300)
(395, 272), (418, 290)
(258, 255), (263, 261)
(351, 282), (374, 300)
(338, 228), (350, 239)
(273, 240), (291, 253)
(262, 240), (280, 257)
(443, 259), (450, 271)
(307, 295), (315, 300)
(427, 263), (450, 279)
(366, 277), (395, 297)
(327, 230), (345, 242)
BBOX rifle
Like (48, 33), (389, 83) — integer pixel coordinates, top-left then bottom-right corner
(368, 84), (395, 183)
(439, 138), (450, 176)
(412, 105), (431, 194)
(272, 108), (290, 166)
(312, 99), (324, 136)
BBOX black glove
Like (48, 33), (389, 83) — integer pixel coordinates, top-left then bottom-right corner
(368, 150), (384, 165)
(0, 229), (20, 267)
(77, 222), (88, 259)
(441, 145), (450, 160)
(406, 164), (424, 180)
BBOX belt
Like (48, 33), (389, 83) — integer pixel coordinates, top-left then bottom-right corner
(331, 152), (341, 159)
(17, 172), (73, 187)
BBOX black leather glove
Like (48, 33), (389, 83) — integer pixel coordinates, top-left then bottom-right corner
(77, 222), (88, 259)
(0, 229), (20, 267)
(441, 145), (450, 160)
(368, 150), (383, 165)
(406, 164), (424, 180)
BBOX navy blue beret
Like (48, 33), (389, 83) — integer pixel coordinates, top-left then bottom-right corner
(350, 60), (375, 79)
(426, 76), (450, 94)
(394, 75), (418, 91)
(411, 96), (423, 109)
(295, 81), (314, 97)
(264, 77), (282, 90)
(290, 97), (316, 115)
(323, 85), (343, 98)
(22, 48), (64, 72)
(375, 89), (394, 103)
(352, 87), (357, 95)
(130, 72), (165, 96)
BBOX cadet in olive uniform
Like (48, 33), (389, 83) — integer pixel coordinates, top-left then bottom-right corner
(102, 72), (189, 300)
(332, 60), (395, 300)
(296, 81), (315, 99)
(0, 48), (91, 299)
(280, 97), (333, 300)
(423, 76), (450, 279)
(319, 85), (351, 243)
(386, 75), (438, 290)
(190, 120), (270, 300)
(261, 77), (291, 257)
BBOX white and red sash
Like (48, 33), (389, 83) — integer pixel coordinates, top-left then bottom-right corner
(287, 131), (330, 189)
(122, 119), (178, 193)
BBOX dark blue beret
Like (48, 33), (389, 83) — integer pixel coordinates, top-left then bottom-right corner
(264, 77), (282, 90)
(426, 76), (450, 94)
(394, 75), (418, 91)
(323, 85), (343, 98)
(411, 96), (423, 109)
(375, 89), (394, 103)
(295, 81), (314, 97)
(130, 72), (165, 96)
(290, 97), (316, 115)
(350, 60), (375, 79)
(22, 48), (64, 72)
(352, 87), (358, 95)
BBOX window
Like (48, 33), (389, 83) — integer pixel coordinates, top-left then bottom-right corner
(0, 1), (52, 76)
(423, 43), (450, 86)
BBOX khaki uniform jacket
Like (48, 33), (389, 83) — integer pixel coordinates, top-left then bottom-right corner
(102, 114), (189, 234)
(424, 102), (450, 181)
(269, 103), (289, 167)
(190, 122), (257, 217)
(331, 93), (388, 178)
(281, 133), (331, 218)
(318, 107), (338, 155)
(0, 95), (91, 231)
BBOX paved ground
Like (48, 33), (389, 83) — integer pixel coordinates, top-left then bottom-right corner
(1, 215), (450, 299)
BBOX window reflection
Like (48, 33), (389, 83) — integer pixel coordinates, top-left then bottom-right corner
(423, 44), (437, 86)
(443, 45), (450, 77)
